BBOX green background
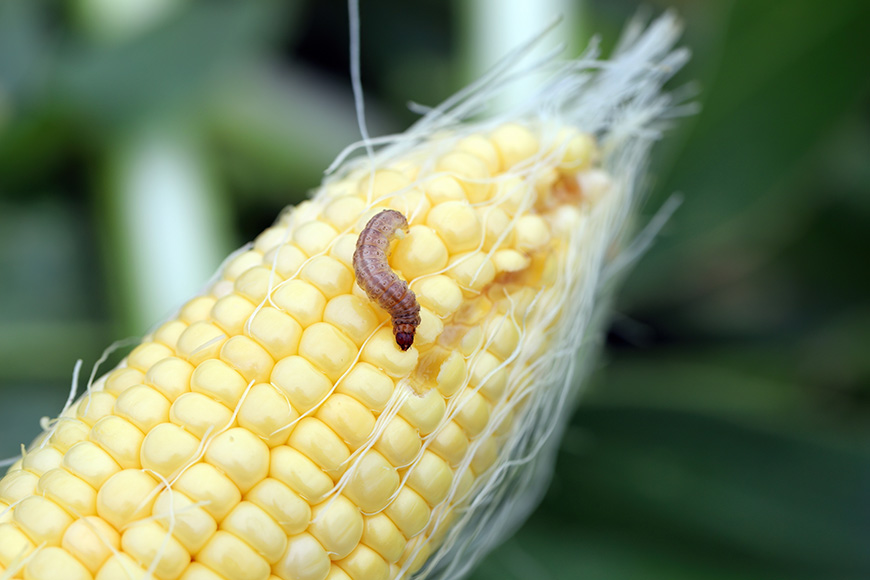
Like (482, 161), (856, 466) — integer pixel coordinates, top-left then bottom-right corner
(1, 0), (868, 578)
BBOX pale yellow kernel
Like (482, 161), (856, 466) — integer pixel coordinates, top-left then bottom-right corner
(459, 325), (484, 356)
(373, 417), (421, 468)
(298, 323), (357, 382)
(478, 206), (514, 250)
(211, 293), (256, 335)
(266, 244), (307, 278)
(429, 421), (469, 467)
(398, 534), (432, 573)
(0, 500), (11, 522)
(145, 357), (194, 402)
(153, 320), (187, 349)
(205, 427), (270, 495)
(271, 355), (332, 413)
(24, 546), (92, 580)
(326, 565), (353, 580)
(48, 419), (90, 453)
(89, 416), (144, 469)
(447, 252), (496, 293)
(61, 516), (118, 573)
(152, 489), (216, 554)
(337, 544), (389, 580)
(95, 553), (147, 580)
(336, 363), (394, 412)
(287, 418), (349, 475)
(357, 169), (412, 200)
(435, 151), (491, 203)
(415, 308), (443, 347)
(453, 296), (491, 326)
(238, 383), (298, 447)
(114, 385), (170, 433)
(236, 265), (280, 303)
(182, 297), (220, 326)
(579, 168), (611, 204)
(175, 322), (227, 366)
(21, 446), (63, 476)
(325, 196), (367, 231)
(105, 367), (145, 396)
(554, 127), (596, 170)
(294, 221), (340, 256)
(360, 328), (418, 377)
(14, 495), (73, 546)
(411, 276), (462, 318)
(455, 389), (491, 438)
(314, 394), (375, 450)
(424, 175), (466, 205)
(328, 233), (357, 267)
(178, 562), (225, 580)
(96, 469), (158, 530)
(342, 450), (400, 514)
(408, 451), (453, 506)
(490, 123), (539, 168)
(37, 468), (96, 516)
(63, 442), (121, 489)
(0, 470), (38, 503)
(190, 358), (248, 408)
(198, 530), (270, 580)
(384, 487), (430, 538)
(310, 496), (363, 560)
(222, 501), (287, 564)
(384, 188), (431, 223)
(174, 463), (241, 522)
(301, 256), (354, 299)
(425, 201), (482, 254)
(391, 225), (449, 282)
(122, 520), (190, 580)
(471, 436), (498, 474)
(322, 295), (379, 347)
(0, 522), (35, 567)
(399, 388), (446, 436)
(221, 335), (275, 385)
(470, 351), (508, 400)
(247, 478), (311, 536)
(515, 214), (551, 252)
(127, 341), (173, 373)
(254, 226), (289, 254)
(75, 391), (116, 427)
(272, 280), (327, 328)
(274, 533), (330, 580)
(249, 306), (303, 360)
(224, 249), (264, 281)
(169, 392), (233, 439)
(457, 134), (501, 174)
(361, 514), (405, 564)
(492, 249), (530, 273)
(435, 351), (467, 398)
(140, 423), (200, 479)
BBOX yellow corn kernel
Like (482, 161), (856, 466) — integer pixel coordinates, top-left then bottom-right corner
(271, 355), (332, 412)
(337, 543), (390, 580)
(272, 280), (327, 328)
(140, 423), (200, 479)
(361, 514), (405, 564)
(315, 394), (376, 449)
(342, 451), (400, 514)
(322, 295), (380, 347)
(238, 383), (298, 447)
(270, 446), (333, 502)
(113, 384), (171, 433)
(425, 200), (482, 254)
(221, 501), (287, 563)
(95, 469), (159, 530)
(122, 520), (190, 580)
(88, 416), (144, 469)
(309, 495), (363, 559)
(336, 363), (394, 412)
(274, 533), (330, 580)
(197, 530), (270, 580)
(173, 463), (241, 522)
(14, 495), (73, 546)
(145, 357), (194, 401)
(248, 306), (303, 359)
(203, 427), (270, 495)
(24, 546), (92, 580)
(37, 468), (97, 517)
(298, 322), (356, 381)
(152, 489), (216, 554)
(246, 478), (311, 536)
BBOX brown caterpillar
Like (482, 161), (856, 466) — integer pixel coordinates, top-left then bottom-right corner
(353, 209), (421, 351)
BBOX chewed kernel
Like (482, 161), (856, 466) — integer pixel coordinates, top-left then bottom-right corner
(436, 151), (491, 203)
(415, 307), (443, 347)
(490, 123), (539, 168)
(425, 201), (482, 254)
(435, 350), (467, 398)
(392, 225), (449, 280)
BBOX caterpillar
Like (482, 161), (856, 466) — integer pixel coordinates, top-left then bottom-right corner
(353, 209), (422, 351)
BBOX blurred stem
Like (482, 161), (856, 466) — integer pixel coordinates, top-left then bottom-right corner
(457, 0), (587, 111)
(101, 124), (231, 334)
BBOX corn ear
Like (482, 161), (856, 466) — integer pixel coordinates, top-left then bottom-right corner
(0, 13), (687, 580)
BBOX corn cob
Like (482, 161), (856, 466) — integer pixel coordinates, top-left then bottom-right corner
(0, 14), (686, 580)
